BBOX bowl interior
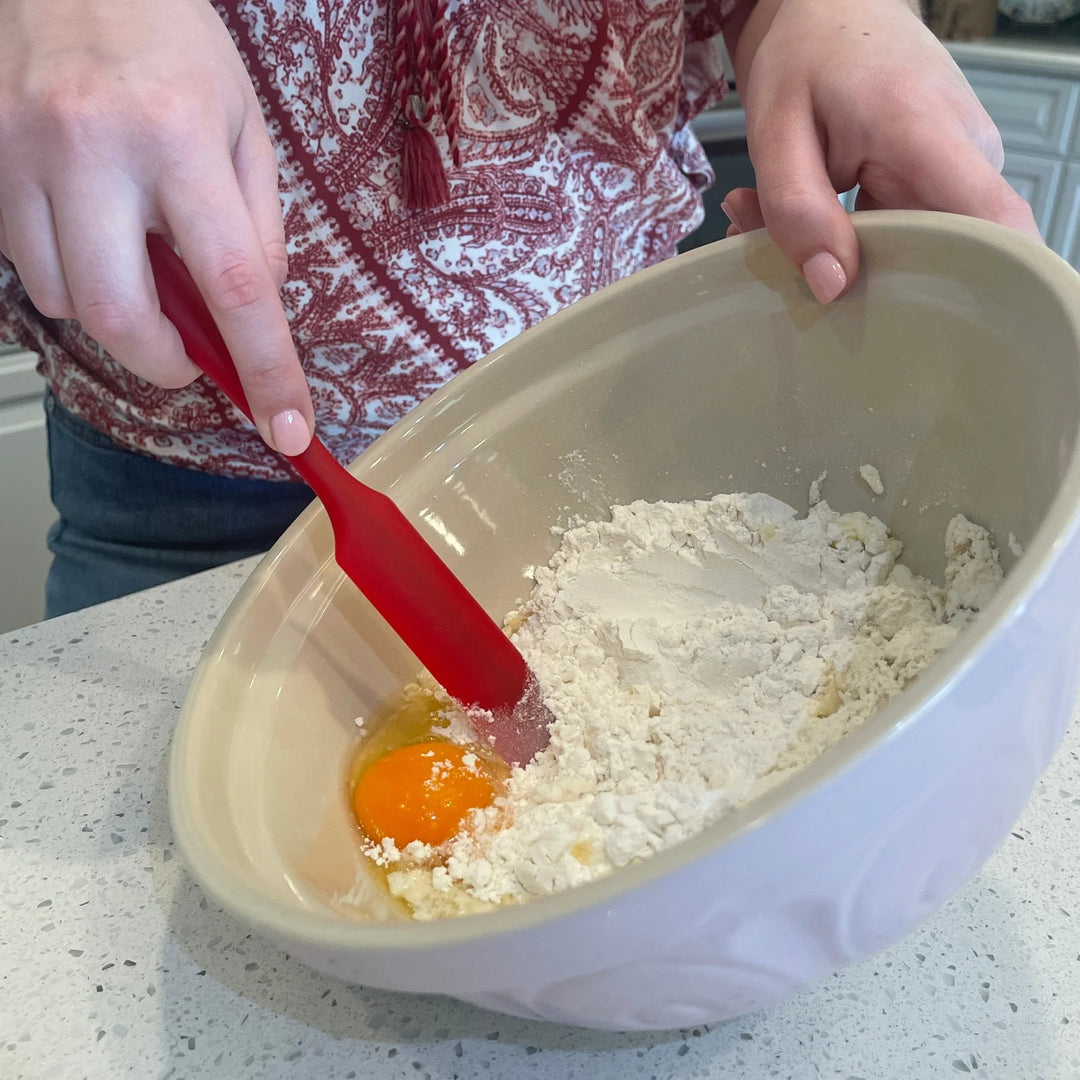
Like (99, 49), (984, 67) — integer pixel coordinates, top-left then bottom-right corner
(171, 212), (1080, 938)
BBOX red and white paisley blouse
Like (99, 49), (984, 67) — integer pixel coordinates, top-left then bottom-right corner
(0, 1), (739, 481)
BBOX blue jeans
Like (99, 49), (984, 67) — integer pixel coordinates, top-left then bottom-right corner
(44, 390), (314, 618)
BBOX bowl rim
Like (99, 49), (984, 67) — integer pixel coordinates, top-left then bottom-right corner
(169, 210), (1080, 951)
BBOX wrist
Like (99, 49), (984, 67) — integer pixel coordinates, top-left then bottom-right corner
(724, 0), (783, 91)
(720, 0), (759, 61)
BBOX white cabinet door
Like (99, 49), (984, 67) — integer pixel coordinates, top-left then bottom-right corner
(1000, 150), (1064, 237)
(963, 68), (1080, 156)
(0, 349), (53, 632)
(953, 54), (1080, 271)
(1049, 162), (1080, 269)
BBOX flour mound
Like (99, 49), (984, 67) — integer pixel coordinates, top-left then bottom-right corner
(386, 492), (1003, 918)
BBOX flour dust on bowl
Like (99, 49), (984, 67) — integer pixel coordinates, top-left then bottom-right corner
(169, 212), (1080, 1030)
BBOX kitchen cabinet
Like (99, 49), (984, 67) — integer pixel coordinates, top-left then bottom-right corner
(950, 41), (1080, 264)
(0, 346), (52, 632)
(962, 65), (1078, 156)
(997, 149), (1063, 234)
(1049, 161), (1080, 264)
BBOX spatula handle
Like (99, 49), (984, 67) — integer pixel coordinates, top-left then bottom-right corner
(146, 234), (260, 424)
(145, 235), (534, 722)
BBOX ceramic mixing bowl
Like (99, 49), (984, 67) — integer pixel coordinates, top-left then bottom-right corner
(169, 211), (1080, 1030)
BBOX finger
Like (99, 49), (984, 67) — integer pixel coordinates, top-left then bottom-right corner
(161, 161), (313, 455)
(51, 174), (200, 388)
(967, 110), (1006, 174)
(232, 116), (288, 290)
(721, 188), (766, 235)
(854, 189), (887, 213)
(889, 127), (1042, 243)
(749, 104), (859, 303)
(0, 186), (76, 318)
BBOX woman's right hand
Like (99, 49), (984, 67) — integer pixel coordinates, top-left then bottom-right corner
(0, 0), (314, 455)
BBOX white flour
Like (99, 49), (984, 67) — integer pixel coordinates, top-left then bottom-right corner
(859, 463), (885, 495)
(381, 490), (1004, 919)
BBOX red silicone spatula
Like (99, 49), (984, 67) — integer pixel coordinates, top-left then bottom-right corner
(147, 234), (550, 767)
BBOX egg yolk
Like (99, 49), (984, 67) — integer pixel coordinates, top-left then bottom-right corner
(352, 741), (495, 848)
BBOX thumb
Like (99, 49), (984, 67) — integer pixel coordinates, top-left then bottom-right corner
(749, 107), (858, 303)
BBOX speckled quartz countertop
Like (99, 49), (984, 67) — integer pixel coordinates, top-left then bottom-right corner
(2, 559), (1080, 1080)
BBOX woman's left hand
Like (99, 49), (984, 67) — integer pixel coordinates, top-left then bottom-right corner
(721, 0), (1041, 303)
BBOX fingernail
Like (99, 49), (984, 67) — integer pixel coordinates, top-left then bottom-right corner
(802, 252), (847, 304)
(720, 201), (744, 234)
(269, 409), (312, 456)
